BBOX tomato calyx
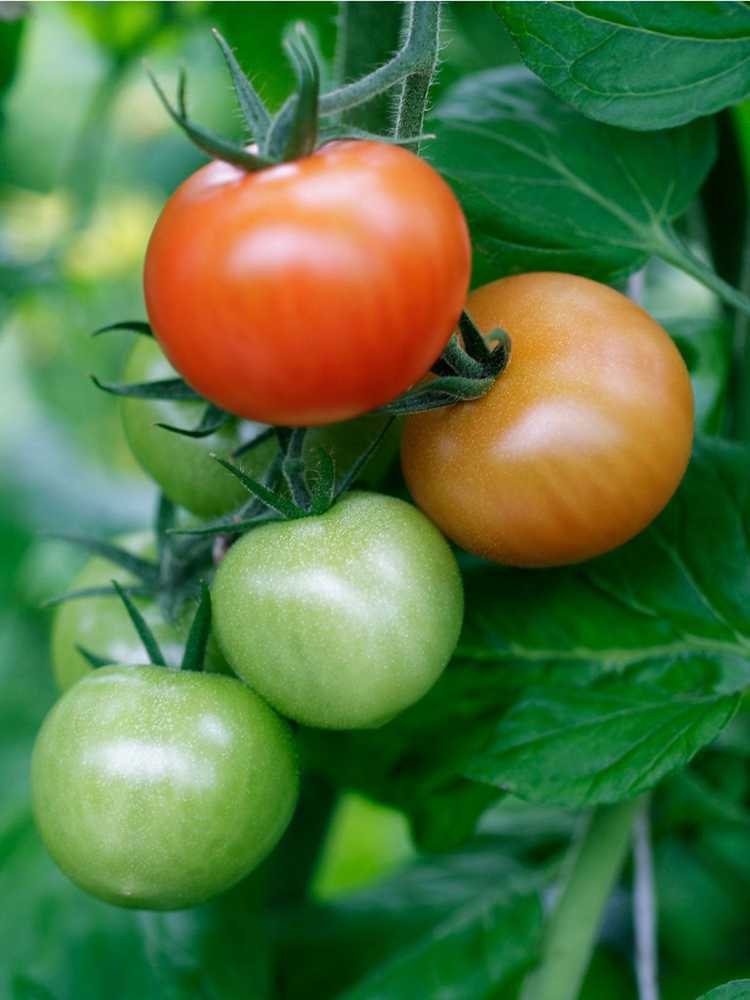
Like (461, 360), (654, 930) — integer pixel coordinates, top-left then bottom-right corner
(379, 311), (511, 416)
(146, 2), (441, 173)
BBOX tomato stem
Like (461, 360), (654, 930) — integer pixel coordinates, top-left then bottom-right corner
(392, 2), (441, 145)
(653, 224), (750, 318)
(521, 798), (642, 1000)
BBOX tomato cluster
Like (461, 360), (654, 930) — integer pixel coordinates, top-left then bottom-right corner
(33, 131), (693, 911)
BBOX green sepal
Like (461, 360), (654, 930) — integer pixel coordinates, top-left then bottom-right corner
(378, 374), (498, 415)
(91, 320), (153, 338)
(333, 417), (395, 499)
(146, 65), (272, 171)
(211, 28), (272, 142)
(179, 582), (211, 672)
(278, 427), (311, 511)
(232, 426), (276, 459)
(307, 447), (337, 515)
(156, 403), (230, 438)
(212, 454), (304, 520)
(91, 375), (203, 402)
(42, 583), (154, 609)
(268, 23), (320, 162)
(46, 534), (160, 586)
(75, 645), (113, 669)
(111, 580), (166, 667)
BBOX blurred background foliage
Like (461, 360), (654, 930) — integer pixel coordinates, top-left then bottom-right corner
(1, 3), (749, 998)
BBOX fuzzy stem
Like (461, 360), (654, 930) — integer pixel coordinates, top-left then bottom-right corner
(522, 799), (641, 1000)
(392, 1), (441, 143)
(319, 1), (440, 117)
(333, 1), (404, 133)
(633, 801), (659, 1000)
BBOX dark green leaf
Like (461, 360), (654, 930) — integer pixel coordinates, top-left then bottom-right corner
(341, 888), (541, 999)
(427, 67), (715, 283)
(497, 2), (750, 131)
(274, 838), (545, 999)
(111, 580), (166, 667)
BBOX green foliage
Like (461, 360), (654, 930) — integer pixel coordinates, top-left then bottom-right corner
(427, 67), (715, 283)
(697, 983), (750, 1000)
(497, 2), (750, 131)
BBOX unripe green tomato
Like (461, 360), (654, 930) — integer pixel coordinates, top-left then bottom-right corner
(120, 337), (274, 517)
(51, 532), (229, 691)
(212, 492), (464, 730)
(31, 666), (299, 910)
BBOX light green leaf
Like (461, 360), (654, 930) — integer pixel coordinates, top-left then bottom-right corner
(497, 2), (750, 131)
(427, 67), (715, 284)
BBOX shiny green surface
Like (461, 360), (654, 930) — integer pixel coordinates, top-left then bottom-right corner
(51, 533), (229, 690)
(31, 666), (299, 910)
(212, 492), (464, 730)
(120, 338), (274, 517)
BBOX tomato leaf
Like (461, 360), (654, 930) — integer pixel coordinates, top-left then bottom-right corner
(427, 67), (716, 284)
(340, 888), (541, 1000)
(463, 661), (740, 808)
(496, 2), (750, 131)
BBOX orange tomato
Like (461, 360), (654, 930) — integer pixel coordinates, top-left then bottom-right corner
(144, 140), (470, 426)
(401, 272), (694, 567)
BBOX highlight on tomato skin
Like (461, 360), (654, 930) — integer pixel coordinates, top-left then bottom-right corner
(401, 271), (695, 568)
(143, 139), (471, 427)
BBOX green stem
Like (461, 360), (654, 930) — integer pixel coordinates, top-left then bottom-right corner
(392, 1), (441, 143)
(653, 225), (750, 318)
(320, 1), (440, 117)
(521, 798), (642, 1000)
(333, 1), (405, 133)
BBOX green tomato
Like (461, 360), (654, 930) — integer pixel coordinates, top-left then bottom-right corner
(212, 492), (464, 730)
(31, 666), (299, 910)
(120, 337), (274, 517)
(51, 532), (229, 691)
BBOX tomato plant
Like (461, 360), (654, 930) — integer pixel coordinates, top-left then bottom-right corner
(9, 3), (750, 999)
(31, 666), (299, 910)
(144, 140), (470, 426)
(212, 491), (463, 729)
(401, 273), (694, 566)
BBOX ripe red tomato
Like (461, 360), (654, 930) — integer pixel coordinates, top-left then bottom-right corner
(401, 273), (694, 567)
(144, 140), (471, 426)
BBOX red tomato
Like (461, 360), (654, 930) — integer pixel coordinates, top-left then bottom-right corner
(401, 273), (694, 567)
(144, 141), (470, 426)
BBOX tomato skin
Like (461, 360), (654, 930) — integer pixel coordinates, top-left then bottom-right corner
(31, 666), (299, 910)
(121, 338), (274, 518)
(51, 533), (230, 691)
(144, 140), (471, 426)
(211, 492), (464, 730)
(401, 273), (694, 567)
